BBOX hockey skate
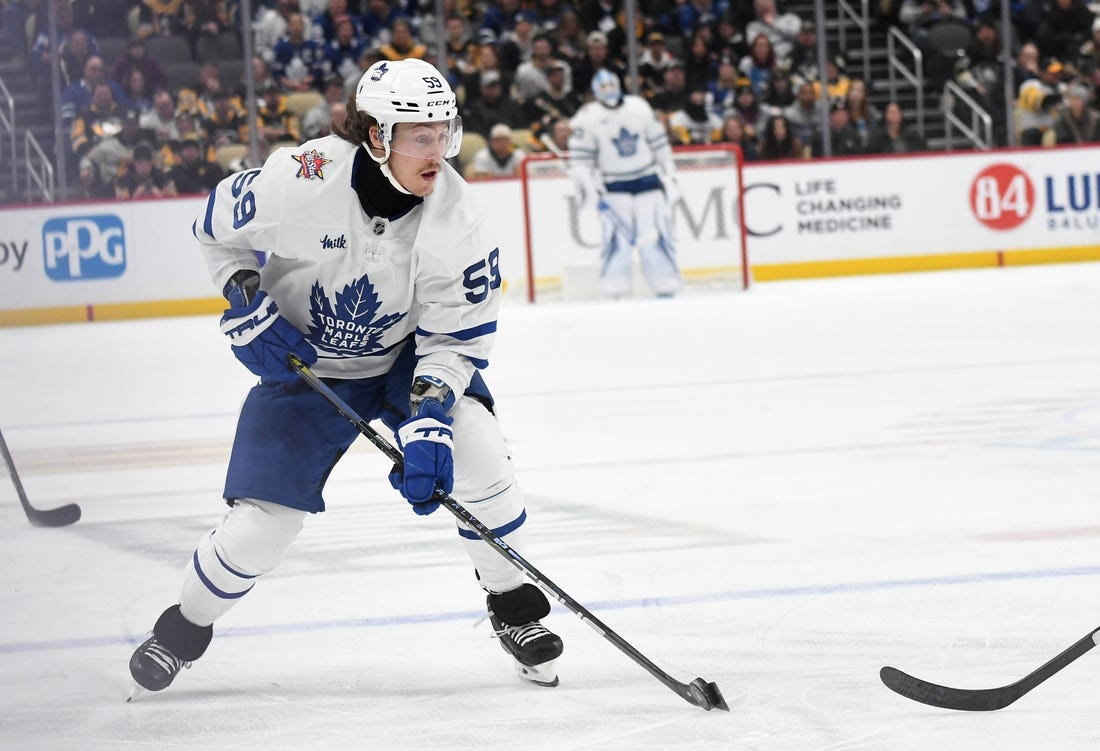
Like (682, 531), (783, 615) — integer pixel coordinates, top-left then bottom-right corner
(487, 584), (564, 687)
(127, 605), (212, 700)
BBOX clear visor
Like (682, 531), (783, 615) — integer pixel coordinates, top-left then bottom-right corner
(388, 117), (463, 160)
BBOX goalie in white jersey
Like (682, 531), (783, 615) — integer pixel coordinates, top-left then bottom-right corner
(569, 69), (682, 298)
(128, 59), (563, 697)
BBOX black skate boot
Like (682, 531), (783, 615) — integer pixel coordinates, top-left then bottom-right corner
(487, 583), (564, 687)
(128, 605), (213, 700)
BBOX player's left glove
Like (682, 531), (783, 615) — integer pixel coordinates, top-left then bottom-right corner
(389, 377), (456, 515)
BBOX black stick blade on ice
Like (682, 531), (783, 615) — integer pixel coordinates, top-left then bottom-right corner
(880, 626), (1100, 711)
(685, 677), (729, 712)
(0, 428), (81, 528)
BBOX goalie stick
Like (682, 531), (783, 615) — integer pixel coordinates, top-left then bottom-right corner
(288, 354), (729, 713)
(541, 135), (664, 254)
(880, 626), (1100, 711)
(0, 428), (81, 527)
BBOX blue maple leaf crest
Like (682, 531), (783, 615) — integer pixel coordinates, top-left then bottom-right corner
(306, 276), (406, 356)
(370, 62), (389, 81)
(611, 127), (639, 157)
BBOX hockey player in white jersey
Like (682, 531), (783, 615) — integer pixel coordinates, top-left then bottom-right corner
(128, 59), (563, 697)
(569, 69), (682, 298)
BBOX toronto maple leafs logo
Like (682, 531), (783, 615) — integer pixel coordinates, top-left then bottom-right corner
(370, 62), (389, 81)
(611, 127), (639, 157)
(307, 276), (406, 355)
(291, 149), (332, 180)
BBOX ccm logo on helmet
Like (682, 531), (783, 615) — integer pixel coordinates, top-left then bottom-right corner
(426, 100), (451, 106)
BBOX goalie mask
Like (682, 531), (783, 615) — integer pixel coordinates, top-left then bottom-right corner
(591, 69), (622, 108)
(354, 60), (463, 163)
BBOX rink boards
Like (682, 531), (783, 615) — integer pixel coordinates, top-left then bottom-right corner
(1, 145), (1098, 325)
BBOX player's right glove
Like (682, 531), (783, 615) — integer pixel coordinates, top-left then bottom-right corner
(219, 272), (317, 383)
(662, 174), (682, 205)
(574, 174), (606, 214)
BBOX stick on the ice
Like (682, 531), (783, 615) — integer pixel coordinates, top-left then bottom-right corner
(880, 626), (1100, 711)
(0, 427), (81, 528)
(288, 354), (729, 712)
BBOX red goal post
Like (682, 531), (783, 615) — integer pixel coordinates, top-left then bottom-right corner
(519, 143), (750, 302)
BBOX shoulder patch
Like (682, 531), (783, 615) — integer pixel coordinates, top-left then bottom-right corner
(291, 149), (333, 180)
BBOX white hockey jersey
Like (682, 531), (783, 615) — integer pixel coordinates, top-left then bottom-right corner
(194, 135), (502, 394)
(568, 95), (675, 184)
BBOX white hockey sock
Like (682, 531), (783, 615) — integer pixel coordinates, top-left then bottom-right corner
(457, 482), (528, 594)
(179, 499), (305, 627)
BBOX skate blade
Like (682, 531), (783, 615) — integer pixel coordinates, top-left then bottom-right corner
(126, 684), (146, 702)
(515, 659), (559, 687)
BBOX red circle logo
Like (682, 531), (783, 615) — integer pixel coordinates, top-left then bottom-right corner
(970, 164), (1035, 230)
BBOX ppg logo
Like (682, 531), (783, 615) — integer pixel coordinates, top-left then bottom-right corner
(42, 215), (126, 280)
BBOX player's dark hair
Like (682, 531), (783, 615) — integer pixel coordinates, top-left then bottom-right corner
(333, 92), (377, 147)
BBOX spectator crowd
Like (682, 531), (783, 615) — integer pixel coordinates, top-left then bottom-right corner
(0, 0), (1098, 196)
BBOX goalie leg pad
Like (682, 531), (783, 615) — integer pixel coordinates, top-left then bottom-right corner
(449, 397), (528, 593)
(635, 190), (681, 296)
(598, 192), (635, 297)
(179, 498), (306, 626)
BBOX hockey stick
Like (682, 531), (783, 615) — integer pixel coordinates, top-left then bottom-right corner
(0, 427), (81, 527)
(288, 354), (729, 712)
(880, 626), (1100, 710)
(598, 199), (661, 252)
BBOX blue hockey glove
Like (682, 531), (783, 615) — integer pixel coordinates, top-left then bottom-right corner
(389, 390), (455, 515)
(220, 289), (317, 383)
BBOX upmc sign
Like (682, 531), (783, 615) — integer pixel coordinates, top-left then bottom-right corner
(42, 215), (126, 281)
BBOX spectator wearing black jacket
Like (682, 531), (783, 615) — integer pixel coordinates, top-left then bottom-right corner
(463, 70), (528, 138)
(168, 138), (225, 194)
(1036, 0), (1096, 61)
(867, 102), (927, 153)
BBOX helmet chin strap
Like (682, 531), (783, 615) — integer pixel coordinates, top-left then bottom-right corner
(380, 161), (412, 194)
(362, 139), (412, 195)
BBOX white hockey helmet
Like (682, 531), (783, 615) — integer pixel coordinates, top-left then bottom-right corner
(591, 69), (622, 107)
(354, 59), (463, 162)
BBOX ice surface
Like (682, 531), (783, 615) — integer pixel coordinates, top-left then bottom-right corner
(2, 263), (1099, 749)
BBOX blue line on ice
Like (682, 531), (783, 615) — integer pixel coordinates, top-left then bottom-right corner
(5, 564), (1099, 654)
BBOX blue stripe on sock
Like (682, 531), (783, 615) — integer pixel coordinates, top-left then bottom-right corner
(457, 509), (526, 541)
(212, 541), (258, 580)
(193, 550), (253, 599)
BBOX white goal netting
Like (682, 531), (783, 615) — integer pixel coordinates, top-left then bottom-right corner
(519, 144), (749, 302)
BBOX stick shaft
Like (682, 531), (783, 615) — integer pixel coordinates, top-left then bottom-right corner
(288, 356), (709, 704)
(0, 428), (35, 515)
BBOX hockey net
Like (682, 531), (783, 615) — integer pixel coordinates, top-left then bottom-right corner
(519, 144), (749, 302)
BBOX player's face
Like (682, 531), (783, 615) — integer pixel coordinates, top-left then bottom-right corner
(386, 122), (452, 196)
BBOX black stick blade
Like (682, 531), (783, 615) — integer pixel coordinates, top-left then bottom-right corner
(686, 677), (730, 712)
(880, 666), (1021, 711)
(26, 502), (81, 528)
(881, 627), (1100, 711)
